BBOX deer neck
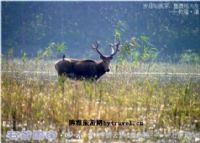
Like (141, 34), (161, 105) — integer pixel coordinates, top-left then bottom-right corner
(97, 61), (106, 76)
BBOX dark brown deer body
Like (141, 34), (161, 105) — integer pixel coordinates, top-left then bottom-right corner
(55, 41), (120, 80)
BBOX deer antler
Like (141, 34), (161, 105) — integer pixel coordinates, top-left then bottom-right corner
(92, 41), (104, 57)
(110, 41), (120, 57)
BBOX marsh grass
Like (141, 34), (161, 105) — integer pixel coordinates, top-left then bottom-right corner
(2, 59), (200, 74)
(1, 59), (200, 142)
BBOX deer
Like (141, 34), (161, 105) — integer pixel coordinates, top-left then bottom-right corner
(55, 41), (120, 80)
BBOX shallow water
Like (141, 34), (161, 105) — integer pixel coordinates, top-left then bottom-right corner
(2, 70), (200, 82)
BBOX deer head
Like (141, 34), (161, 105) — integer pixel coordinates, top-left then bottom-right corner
(92, 41), (120, 72)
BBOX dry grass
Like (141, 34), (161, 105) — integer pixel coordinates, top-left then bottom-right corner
(1, 59), (200, 142)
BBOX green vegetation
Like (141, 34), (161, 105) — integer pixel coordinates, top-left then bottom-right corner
(1, 30), (200, 142)
(1, 59), (200, 142)
(2, 2), (200, 59)
(2, 2), (200, 142)
(180, 50), (200, 64)
(36, 42), (67, 60)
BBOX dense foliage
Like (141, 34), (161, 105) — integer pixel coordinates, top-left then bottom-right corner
(2, 2), (200, 62)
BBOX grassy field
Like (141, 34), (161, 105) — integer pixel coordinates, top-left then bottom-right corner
(1, 59), (200, 142)
(2, 59), (200, 73)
